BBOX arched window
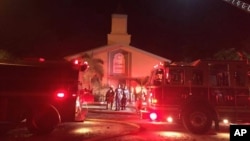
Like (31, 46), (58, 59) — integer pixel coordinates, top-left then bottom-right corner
(113, 53), (125, 74)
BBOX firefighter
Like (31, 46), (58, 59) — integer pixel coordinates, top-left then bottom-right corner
(121, 86), (129, 110)
(105, 87), (114, 110)
(115, 84), (123, 111)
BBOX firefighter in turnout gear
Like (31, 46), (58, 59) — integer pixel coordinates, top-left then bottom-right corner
(121, 86), (129, 110)
(105, 87), (115, 110)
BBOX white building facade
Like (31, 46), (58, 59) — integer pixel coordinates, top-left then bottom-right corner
(65, 12), (171, 101)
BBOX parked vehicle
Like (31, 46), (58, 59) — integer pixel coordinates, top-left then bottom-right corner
(0, 59), (87, 134)
(141, 59), (250, 134)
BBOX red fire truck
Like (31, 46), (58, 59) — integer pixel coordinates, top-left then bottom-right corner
(141, 59), (250, 134)
(0, 59), (88, 134)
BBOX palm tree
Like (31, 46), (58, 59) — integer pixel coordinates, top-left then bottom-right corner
(133, 76), (149, 88)
(213, 48), (250, 61)
(80, 53), (104, 93)
(133, 76), (149, 99)
(213, 48), (239, 60)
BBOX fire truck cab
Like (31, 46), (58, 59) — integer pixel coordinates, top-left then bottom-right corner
(0, 59), (87, 134)
(142, 59), (250, 134)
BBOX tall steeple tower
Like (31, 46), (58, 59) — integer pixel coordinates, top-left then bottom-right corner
(107, 7), (131, 45)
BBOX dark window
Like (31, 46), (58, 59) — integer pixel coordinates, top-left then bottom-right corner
(153, 69), (164, 85)
(209, 64), (229, 86)
(234, 71), (245, 86)
(192, 70), (203, 85)
(168, 69), (184, 85)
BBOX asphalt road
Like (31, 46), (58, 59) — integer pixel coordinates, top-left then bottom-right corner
(0, 117), (139, 141)
(0, 104), (230, 141)
(87, 112), (230, 141)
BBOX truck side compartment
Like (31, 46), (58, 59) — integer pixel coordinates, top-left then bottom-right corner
(0, 60), (85, 134)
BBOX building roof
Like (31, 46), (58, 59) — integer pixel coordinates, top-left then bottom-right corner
(64, 43), (171, 63)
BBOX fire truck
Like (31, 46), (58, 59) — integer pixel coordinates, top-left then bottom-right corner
(141, 59), (250, 134)
(0, 59), (88, 134)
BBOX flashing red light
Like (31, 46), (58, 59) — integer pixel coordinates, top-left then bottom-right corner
(74, 60), (80, 65)
(56, 92), (65, 98)
(81, 61), (89, 71)
(39, 57), (45, 62)
(83, 61), (88, 65)
(150, 112), (157, 121)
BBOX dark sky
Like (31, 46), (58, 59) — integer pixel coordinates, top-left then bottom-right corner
(0, 0), (250, 61)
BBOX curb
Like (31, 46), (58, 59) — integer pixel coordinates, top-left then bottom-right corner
(88, 109), (137, 115)
(86, 102), (137, 115)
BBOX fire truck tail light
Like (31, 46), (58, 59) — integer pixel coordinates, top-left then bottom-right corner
(150, 112), (157, 121)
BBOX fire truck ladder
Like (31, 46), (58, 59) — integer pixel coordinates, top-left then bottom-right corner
(223, 0), (250, 14)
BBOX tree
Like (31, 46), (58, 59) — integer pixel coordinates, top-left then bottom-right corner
(133, 76), (149, 88)
(80, 53), (104, 93)
(133, 76), (149, 98)
(213, 48), (250, 61)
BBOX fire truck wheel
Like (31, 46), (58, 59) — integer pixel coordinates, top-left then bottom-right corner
(182, 107), (212, 134)
(26, 104), (61, 134)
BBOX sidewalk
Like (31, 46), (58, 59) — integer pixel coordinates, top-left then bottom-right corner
(85, 102), (137, 115)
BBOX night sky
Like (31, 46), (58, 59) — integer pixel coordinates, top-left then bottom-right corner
(0, 0), (250, 61)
